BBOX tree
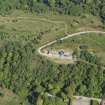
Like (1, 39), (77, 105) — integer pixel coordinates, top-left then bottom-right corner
(48, 0), (55, 8)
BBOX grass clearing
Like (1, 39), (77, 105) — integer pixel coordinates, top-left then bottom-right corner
(0, 87), (28, 105)
(42, 14), (104, 32)
(0, 12), (104, 46)
(49, 57), (75, 64)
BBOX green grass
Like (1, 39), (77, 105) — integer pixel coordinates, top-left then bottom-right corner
(0, 87), (28, 105)
(0, 16), (62, 36)
(0, 15), (65, 46)
(0, 17), (60, 33)
(0, 11), (104, 46)
(41, 14), (103, 32)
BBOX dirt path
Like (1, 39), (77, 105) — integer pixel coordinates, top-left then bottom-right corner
(38, 31), (105, 58)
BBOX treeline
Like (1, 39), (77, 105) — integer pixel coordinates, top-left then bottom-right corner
(0, 0), (105, 21)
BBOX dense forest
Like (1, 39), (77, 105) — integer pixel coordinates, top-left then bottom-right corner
(0, 0), (105, 105)
(0, 0), (105, 22)
(0, 32), (105, 105)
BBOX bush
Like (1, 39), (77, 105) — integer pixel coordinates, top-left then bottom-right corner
(90, 100), (99, 105)
(0, 92), (4, 97)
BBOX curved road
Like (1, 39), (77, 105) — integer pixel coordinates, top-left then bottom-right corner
(38, 31), (105, 58)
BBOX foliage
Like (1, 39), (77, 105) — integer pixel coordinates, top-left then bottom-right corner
(90, 100), (99, 105)
(0, 0), (105, 105)
(0, 0), (105, 23)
